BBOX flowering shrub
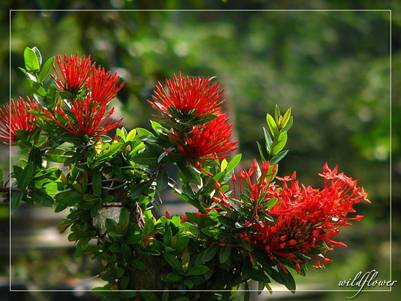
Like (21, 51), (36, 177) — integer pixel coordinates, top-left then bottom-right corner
(3, 47), (370, 301)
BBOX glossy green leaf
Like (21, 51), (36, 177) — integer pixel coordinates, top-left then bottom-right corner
(264, 198), (278, 210)
(24, 47), (40, 71)
(187, 265), (209, 276)
(263, 127), (273, 154)
(31, 190), (54, 206)
(92, 170), (102, 196)
(11, 191), (24, 211)
(16, 163), (34, 190)
(282, 116), (293, 131)
(38, 56), (54, 82)
(163, 253), (182, 272)
(226, 154), (242, 173)
(132, 259), (146, 271)
(201, 247), (218, 263)
(266, 114), (279, 137)
(274, 104), (281, 123)
(126, 129), (137, 141)
(32, 47), (42, 66)
(54, 190), (81, 212)
(119, 207), (130, 229)
(45, 148), (74, 163)
(164, 272), (183, 282)
(281, 107), (292, 128)
(150, 120), (164, 133)
(256, 141), (266, 161)
(219, 247), (231, 264)
(270, 150), (289, 164)
(271, 131), (287, 155)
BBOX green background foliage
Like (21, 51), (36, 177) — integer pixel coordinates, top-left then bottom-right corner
(0, 0), (400, 300)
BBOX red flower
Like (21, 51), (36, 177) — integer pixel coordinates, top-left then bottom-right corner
(228, 163), (369, 272)
(167, 114), (237, 160)
(44, 97), (122, 137)
(149, 73), (223, 120)
(0, 97), (38, 144)
(53, 54), (93, 93)
(86, 65), (124, 104)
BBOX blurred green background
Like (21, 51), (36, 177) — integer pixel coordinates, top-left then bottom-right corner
(0, 0), (400, 300)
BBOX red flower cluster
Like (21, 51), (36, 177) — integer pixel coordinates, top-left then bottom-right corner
(0, 97), (38, 144)
(43, 54), (125, 137)
(44, 97), (122, 137)
(149, 73), (223, 119)
(53, 54), (93, 93)
(87, 66), (125, 104)
(167, 114), (237, 160)
(53, 54), (124, 104)
(227, 162), (369, 272)
(150, 73), (237, 160)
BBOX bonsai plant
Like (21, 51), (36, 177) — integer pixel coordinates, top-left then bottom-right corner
(2, 47), (370, 301)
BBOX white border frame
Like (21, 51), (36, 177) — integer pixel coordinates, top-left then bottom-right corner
(8, 8), (393, 295)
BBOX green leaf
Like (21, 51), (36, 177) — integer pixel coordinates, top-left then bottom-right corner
(274, 104), (281, 123)
(18, 67), (37, 82)
(92, 170), (102, 196)
(38, 56), (54, 82)
(54, 190), (81, 212)
(266, 114), (279, 137)
(264, 198), (278, 210)
(220, 159), (228, 171)
(263, 127), (273, 154)
(119, 207), (130, 229)
(283, 270), (296, 293)
(43, 182), (60, 195)
(136, 127), (155, 138)
(31, 47), (42, 66)
(31, 82), (47, 97)
(28, 147), (42, 168)
(163, 272), (183, 282)
(256, 141), (266, 161)
(142, 219), (154, 236)
(282, 116), (294, 131)
(126, 129), (137, 141)
(187, 265), (209, 276)
(150, 120), (164, 134)
(281, 108), (292, 128)
(270, 150), (289, 164)
(156, 169), (168, 191)
(116, 128), (127, 140)
(16, 163), (34, 190)
(164, 226), (173, 245)
(105, 218), (118, 233)
(45, 148), (74, 163)
(201, 247), (218, 263)
(219, 247), (231, 264)
(176, 235), (189, 253)
(264, 264), (296, 293)
(163, 253), (182, 272)
(24, 47), (40, 72)
(271, 131), (287, 155)
(132, 259), (146, 271)
(11, 191), (24, 211)
(226, 154), (242, 173)
(31, 190), (54, 206)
